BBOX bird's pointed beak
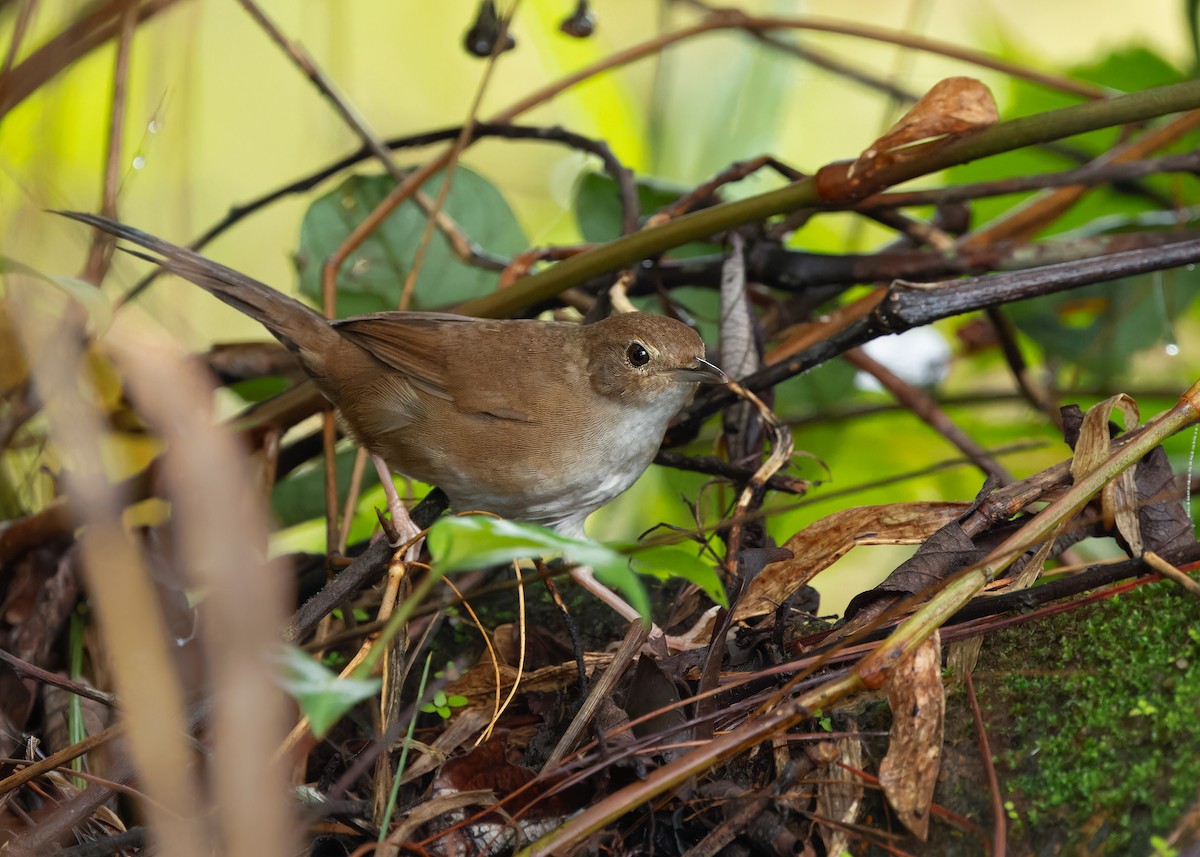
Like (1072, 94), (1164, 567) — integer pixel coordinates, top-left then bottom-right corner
(670, 357), (727, 384)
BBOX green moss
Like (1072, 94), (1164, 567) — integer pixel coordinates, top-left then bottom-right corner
(986, 580), (1200, 852)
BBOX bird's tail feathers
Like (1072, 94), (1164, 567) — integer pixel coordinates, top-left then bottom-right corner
(56, 211), (338, 366)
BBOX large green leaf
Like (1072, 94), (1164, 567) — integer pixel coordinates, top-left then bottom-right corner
(295, 167), (527, 316)
(270, 444), (381, 527)
(573, 172), (720, 259)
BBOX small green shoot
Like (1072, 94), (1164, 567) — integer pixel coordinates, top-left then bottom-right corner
(1150, 835), (1178, 857)
(420, 689), (469, 719)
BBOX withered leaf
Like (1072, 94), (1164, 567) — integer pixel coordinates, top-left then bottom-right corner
(814, 720), (863, 857)
(817, 77), (997, 199)
(1063, 402), (1196, 555)
(1072, 394), (1142, 553)
(859, 76), (997, 168)
(735, 502), (968, 621)
(842, 518), (983, 621)
(879, 632), (944, 841)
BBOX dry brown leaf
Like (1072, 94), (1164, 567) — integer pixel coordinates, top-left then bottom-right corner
(1071, 394), (1142, 554)
(734, 502), (968, 621)
(815, 77), (997, 200)
(860, 76), (997, 168)
(814, 719), (862, 857)
(879, 632), (945, 841)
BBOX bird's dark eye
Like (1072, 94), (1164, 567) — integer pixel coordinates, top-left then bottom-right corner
(626, 342), (650, 367)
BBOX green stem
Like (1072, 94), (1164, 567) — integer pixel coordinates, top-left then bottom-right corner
(378, 653), (433, 843)
(460, 79), (1200, 319)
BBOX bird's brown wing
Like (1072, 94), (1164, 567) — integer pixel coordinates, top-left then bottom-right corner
(332, 313), (537, 422)
(332, 312), (473, 401)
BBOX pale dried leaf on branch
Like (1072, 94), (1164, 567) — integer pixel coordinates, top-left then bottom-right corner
(858, 76), (998, 169)
(816, 76), (998, 199)
(735, 502), (969, 621)
(1071, 394), (1142, 554)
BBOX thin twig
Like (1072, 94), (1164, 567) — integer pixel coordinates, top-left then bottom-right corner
(460, 80), (1200, 318)
(82, 0), (136, 285)
(116, 123), (637, 305)
(399, 3), (516, 309)
(843, 347), (1013, 484)
(849, 151), (1200, 210)
(0, 0), (37, 78)
(677, 235), (1200, 435)
(964, 671), (1006, 857)
(960, 110), (1200, 249)
(1143, 550), (1200, 597)
(678, 0), (919, 103)
(0, 0), (179, 119)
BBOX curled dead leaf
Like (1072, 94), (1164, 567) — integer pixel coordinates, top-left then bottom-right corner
(1070, 394), (1142, 554)
(865, 77), (998, 163)
(878, 632), (944, 841)
(734, 502), (968, 622)
(817, 77), (997, 200)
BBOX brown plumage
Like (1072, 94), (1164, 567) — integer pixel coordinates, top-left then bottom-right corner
(62, 212), (724, 540)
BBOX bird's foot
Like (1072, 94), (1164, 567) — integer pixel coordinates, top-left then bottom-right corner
(371, 454), (423, 561)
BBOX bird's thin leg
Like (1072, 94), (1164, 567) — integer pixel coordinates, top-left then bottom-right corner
(569, 565), (691, 652)
(569, 565), (642, 625)
(371, 454), (422, 561)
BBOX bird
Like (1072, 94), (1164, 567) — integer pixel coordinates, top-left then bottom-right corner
(61, 211), (726, 625)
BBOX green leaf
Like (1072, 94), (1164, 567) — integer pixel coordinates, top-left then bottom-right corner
(573, 173), (720, 259)
(270, 444), (381, 527)
(427, 516), (651, 620)
(629, 544), (727, 607)
(228, 375), (291, 404)
(574, 172), (684, 244)
(274, 645), (380, 739)
(295, 167), (527, 316)
(1008, 271), (1199, 381)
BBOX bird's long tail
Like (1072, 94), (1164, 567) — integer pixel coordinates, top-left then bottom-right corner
(56, 211), (339, 370)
